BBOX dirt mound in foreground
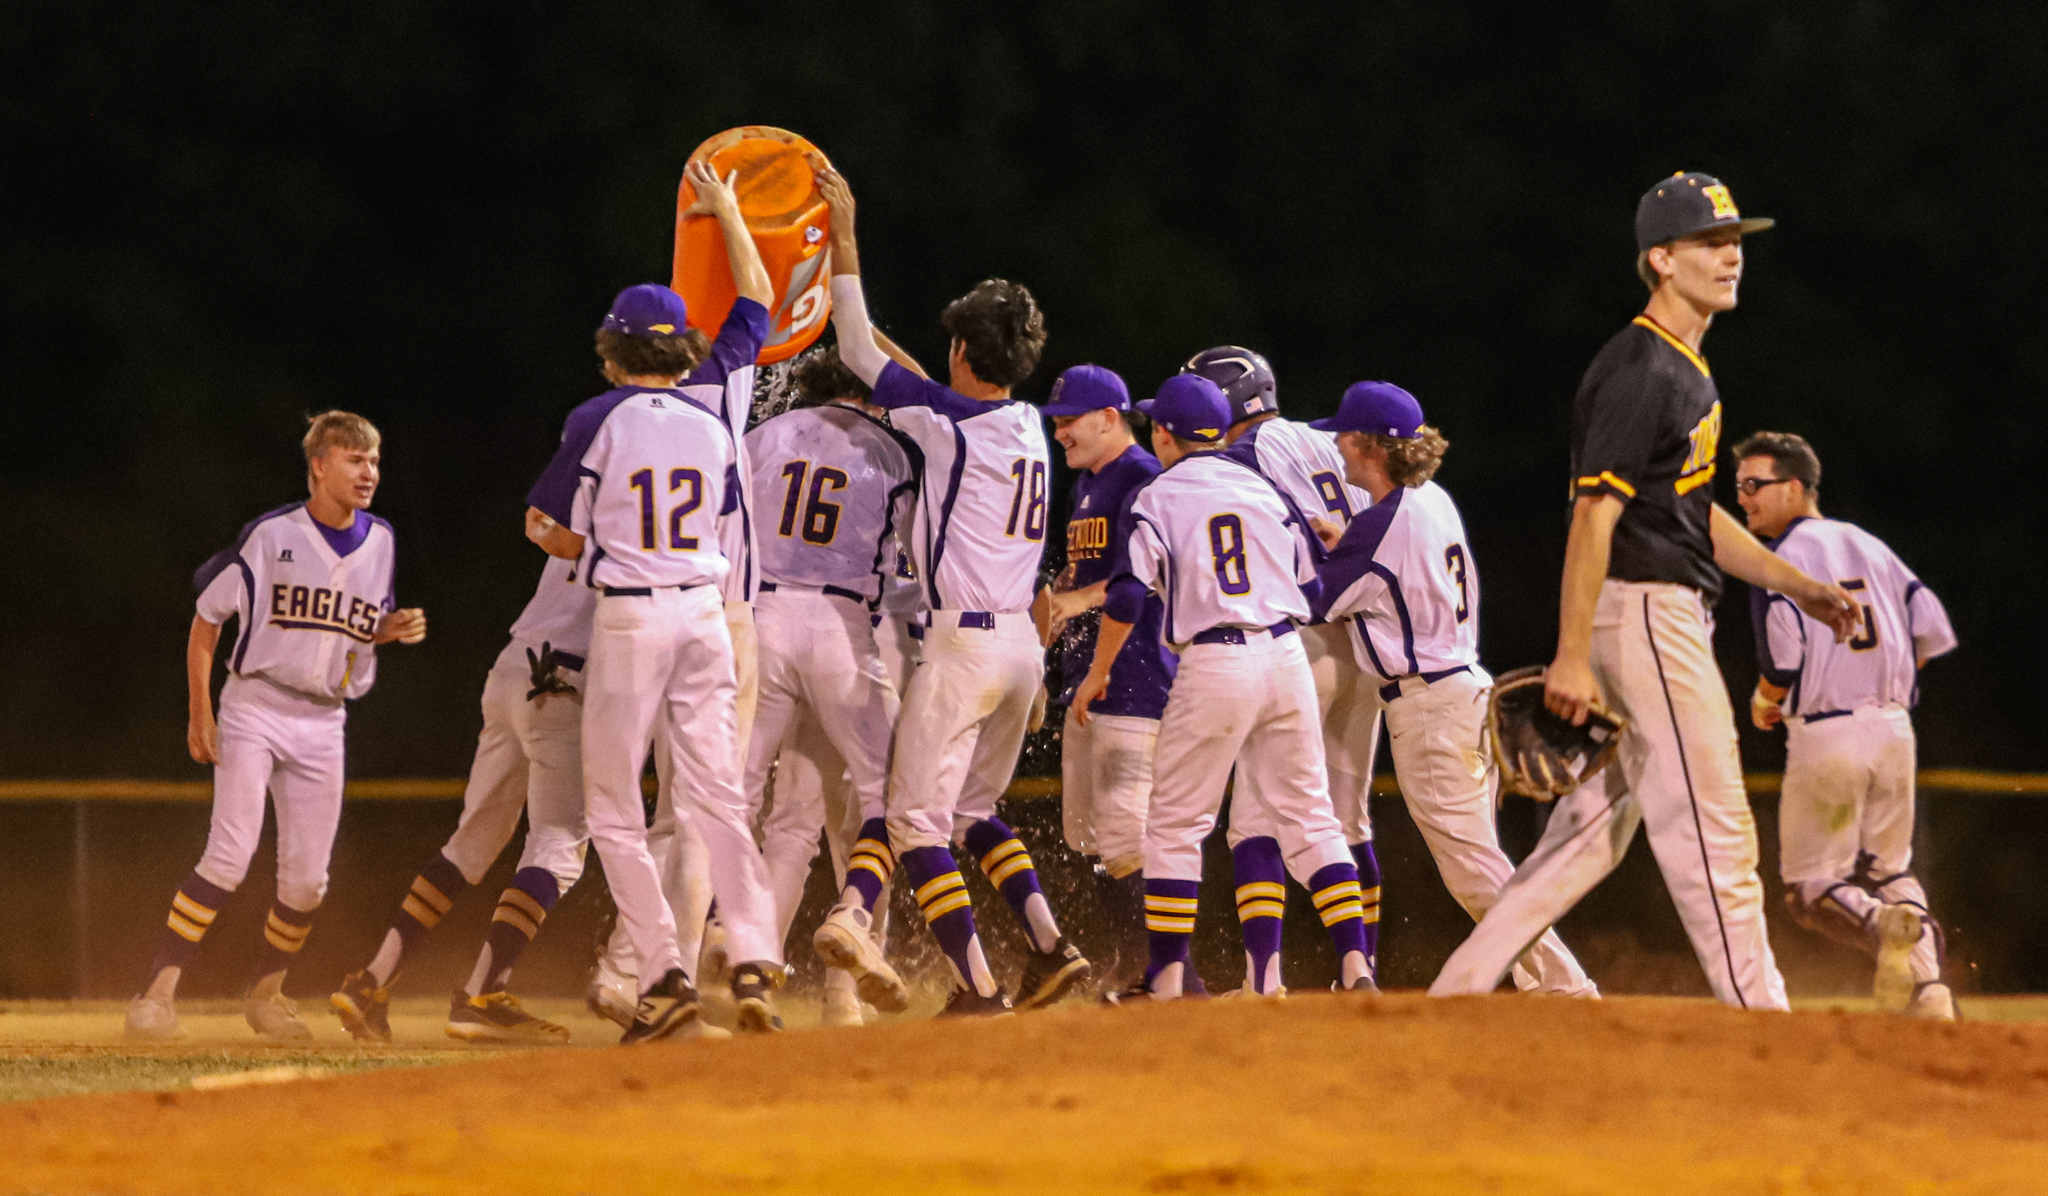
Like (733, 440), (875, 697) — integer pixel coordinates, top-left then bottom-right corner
(6, 994), (2047, 1195)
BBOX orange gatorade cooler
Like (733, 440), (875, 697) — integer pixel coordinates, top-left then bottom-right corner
(672, 126), (834, 364)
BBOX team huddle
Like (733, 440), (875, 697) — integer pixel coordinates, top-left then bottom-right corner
(122, 163), (1961, 1044)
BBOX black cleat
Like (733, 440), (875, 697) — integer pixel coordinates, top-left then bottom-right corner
(1101, 980), (1157, 1008)
(620, 969), (701, 1045)
(730, 962), (785, 1034)
(938, 986), (1016, 1018)
(1015, 936), (1092, 1010)
(330, 969), (392, 1044)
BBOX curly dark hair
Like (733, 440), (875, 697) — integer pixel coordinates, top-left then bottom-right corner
(1731, 430), (1821, 492)
(1373, 425), (1450, 488)
(790, 345), (871, 407)
(940, 279), (1046, 389)
(595, 326), (711, 378)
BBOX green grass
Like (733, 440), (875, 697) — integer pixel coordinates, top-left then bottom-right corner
(0, 1047), (465, 1102)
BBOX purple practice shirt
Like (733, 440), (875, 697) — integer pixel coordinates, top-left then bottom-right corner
(1058, 444), (1176, 719)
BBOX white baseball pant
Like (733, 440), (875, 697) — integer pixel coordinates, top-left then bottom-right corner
(439, 642), (588, 891)
(1382, 668), (1594, 995)
(1782, 705), (1939, 984)
(1432, 581), (1788, 1010)
(197, 676), (346, 911)
(583, 585), (779, 989)
(746, 588), (899, 832)
(1060, 708), (1158, 877)
(888, 610), (1042, 850)
(1147, 629), (1352, 884)
(1229, 622), (1382, 847)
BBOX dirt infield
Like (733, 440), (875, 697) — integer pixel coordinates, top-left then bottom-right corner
(5, 993), (2048, 1195)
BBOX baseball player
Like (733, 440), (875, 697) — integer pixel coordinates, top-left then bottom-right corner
(1431, 172), (1858, 1008)
(810, 160), (1091, 1016)
(743, 346), (919, 1018)
(1307, 381), (1596, 996)
(1039, 364), (1176, 990)
(329, 554), (592, 1045)
(1184, 347), (1389, 986)
(1735, 431), (1958, 1019)
(125, 412), (426, 1042)
(1079, 374), (1373, 1000)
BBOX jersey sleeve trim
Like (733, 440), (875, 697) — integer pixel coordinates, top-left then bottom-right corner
(1310, 489), (1401, 623)
(686, 298), (769, 387)
(1574, 470), (1638, 501)
(527, 391), (633, 524)
(1631, 315), (1711, 378)
(1750, 590), (1805, 688)
(871, 362), (990, 422)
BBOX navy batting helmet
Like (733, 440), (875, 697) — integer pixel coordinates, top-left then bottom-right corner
(1181, 346), (1277, 425)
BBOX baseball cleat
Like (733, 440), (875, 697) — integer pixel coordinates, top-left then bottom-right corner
(446, 990), (571, 1045)
(244, 989), (313, 1041)
(938, 986), (1016, 1018)
(621, 969), (701, 1045)
(1217, 986), (1288, 1001)
(1874, 904), (1925, 1011)
(1908, 981), (1958, 1022)
(586, 956), (638, 1030)
(820, 983), (866, 1028)
(813, 903), (911, 1013)
(1334, 975), (1382, 995)
(1015, 936), (1092, 1010)
(124, 993), (185, 1042)
(330, 969), (392, 1044)
(1101, 980), (1158, 1007)
(730, 962), (786, 1034)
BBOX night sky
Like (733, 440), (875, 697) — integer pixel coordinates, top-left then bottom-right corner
(6, 1), (2043, 778)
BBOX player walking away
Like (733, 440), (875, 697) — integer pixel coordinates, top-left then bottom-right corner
(329, 550), (592, 1045)
(125, 413), (426, 1042)
(1184, 348), (1389, 983)
(1735, 432), (1959, 1019)
(1431, 172), (1858, 1008)
(1308, 382), (1597, 996)
(811, 161), (1091, 1016)
(1039, 365), (1176, 990)
(1080, 376), (1372, 1001)
(743, 346), (920, 1019)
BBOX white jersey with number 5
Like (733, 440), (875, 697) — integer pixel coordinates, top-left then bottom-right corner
(870, 363), (1049, 614)
(1225, 416), (1371, 528)
(1755, 516), (1956, 716)
(1120, 451), (1318, 646)
(1309, 480), (1480, 681)
(744, 404), (918, 600)
(525, 386), (740, 591)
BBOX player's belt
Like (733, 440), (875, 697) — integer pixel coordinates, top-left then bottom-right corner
(1794, 708), (1853, 724)
(1189, 620), (1298, 647)
(1378, 664), (1471, 704)
(871, 612), (927, 640)
(952, 611), (998, 630)
(602, 583), (707, 597)
(758, 580), (869, 605)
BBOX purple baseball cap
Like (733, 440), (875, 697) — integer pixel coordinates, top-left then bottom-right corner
(1310, 381), (1425, 439)
(1137, 374), (1231, 443)
(601, 284), (690, 338)
(1041, 364), (1131, 417)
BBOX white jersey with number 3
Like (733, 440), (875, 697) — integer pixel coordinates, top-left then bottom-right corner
(1311, 480), (1480, 681)
(1757, 516), (1956, 716)
(744, 404), (917, 599)
(1121, 451), (1317, 647)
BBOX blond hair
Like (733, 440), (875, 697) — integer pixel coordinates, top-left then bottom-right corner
(303, 410), (381, 461)
(1371, 425), (1450, 488)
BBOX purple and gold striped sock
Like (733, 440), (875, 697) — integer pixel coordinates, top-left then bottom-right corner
(841, 818), (894, 914)
(1349, 840), (1383, 978)
(250, 899), (317, 981)
(1310, 862), (1369, 980)
(475, 868), (560, 995)
(1232, 837), (1287, 994)
(900, 845), (997, 997)
(147, 872), (233, 980)
(963, 818), (1061, 952)
(1143, 878), (1201, 995)
(370, 852), (468, 986)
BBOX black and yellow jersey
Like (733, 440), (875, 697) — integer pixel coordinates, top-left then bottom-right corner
(1569, 315), (1724, 600)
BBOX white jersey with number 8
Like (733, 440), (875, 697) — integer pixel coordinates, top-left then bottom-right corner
(1121, 451), (1318, 646)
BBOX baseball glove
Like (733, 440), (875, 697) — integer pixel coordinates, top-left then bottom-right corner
(1487, 666), (1625, 800)
(526, 641), (581, 701)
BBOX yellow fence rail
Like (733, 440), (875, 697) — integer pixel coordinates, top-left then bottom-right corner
(0, 771), (2044, 803)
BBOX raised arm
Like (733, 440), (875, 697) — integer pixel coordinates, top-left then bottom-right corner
(813, 157), (899, 386)
(1710, 503), (1857, 641)
(1546, 493), (1624, 724)
(684, 160), (772, 308)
